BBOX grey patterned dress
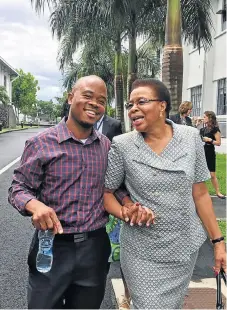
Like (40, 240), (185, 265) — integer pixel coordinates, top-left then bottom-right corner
(105, 120), (210, 309)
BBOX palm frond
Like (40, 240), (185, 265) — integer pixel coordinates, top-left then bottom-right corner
(181, 0), (213, 50)
(30, 0), (55, 14)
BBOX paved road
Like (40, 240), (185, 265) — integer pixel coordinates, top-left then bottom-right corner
(0, 128), (47, 170)
(0, 128), (225, 308)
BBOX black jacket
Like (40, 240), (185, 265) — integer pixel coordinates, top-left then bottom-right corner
(170, 113), (192, 126)
(102, 115), (122, 142)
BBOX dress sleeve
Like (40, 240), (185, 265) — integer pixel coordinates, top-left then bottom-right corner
(105, 138), (125, 191)
(194, 131), (211, 183)
(212, 127), (221, 135)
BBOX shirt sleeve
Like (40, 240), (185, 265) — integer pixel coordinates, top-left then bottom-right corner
(8, 139), (44, 216)
(105, 138), (125, 191)
(194, 131), (211, 183)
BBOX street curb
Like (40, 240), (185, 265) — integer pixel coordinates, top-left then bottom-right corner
(0, 127), (39, 135)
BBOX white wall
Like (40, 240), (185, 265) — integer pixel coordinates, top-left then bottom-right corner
(182, 0), (226, 117)
(0, 66), (12, 101)
(213, 33), (227, 82)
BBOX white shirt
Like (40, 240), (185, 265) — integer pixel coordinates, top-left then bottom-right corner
(95, 115), (104, 133)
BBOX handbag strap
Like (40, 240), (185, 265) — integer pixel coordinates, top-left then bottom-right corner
(216, 268), (226, 309)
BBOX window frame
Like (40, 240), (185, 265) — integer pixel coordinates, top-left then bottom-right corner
(216, 0), (226, 31)
(190, 85), (202, 116)
(217, 78), (226, 115)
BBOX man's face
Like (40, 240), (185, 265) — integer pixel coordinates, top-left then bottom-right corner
(68, 79), (107, 128)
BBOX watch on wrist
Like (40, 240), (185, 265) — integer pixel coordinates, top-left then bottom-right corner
(212, 236), (224, 244)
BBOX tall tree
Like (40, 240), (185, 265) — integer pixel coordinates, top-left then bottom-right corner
(36, 100), (54, 120)
(162, 0), (183, 115)
(162, 0), (213, 114)
(12, 69), (39, 120)
(31, 0), (213, 120)
(0, 86), (10, 105)
(0, 86), (10, 127)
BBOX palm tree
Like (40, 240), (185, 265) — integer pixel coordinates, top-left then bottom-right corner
(63, 41), (116, 105)
(47, 0), (128, 130)
(162, 0), (183, 115)
(31, 0), (213, 120)
(162, 0), (213, 114)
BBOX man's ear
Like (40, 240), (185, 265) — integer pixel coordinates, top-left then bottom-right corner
(67, 93), (73, 105)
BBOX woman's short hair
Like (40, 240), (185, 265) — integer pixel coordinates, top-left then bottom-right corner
(179, 101), (193, 114)
(204, 111), (218, 128)
(131, 78), (171, 116)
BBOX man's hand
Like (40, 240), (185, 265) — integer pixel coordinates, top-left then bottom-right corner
(121, 202), (155, 226)
(25, 199), (63, 234)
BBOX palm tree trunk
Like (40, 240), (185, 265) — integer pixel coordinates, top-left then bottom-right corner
(114, 33), (125, 132)
(127, 11), (137, 100)
(162, 0), (183, 116)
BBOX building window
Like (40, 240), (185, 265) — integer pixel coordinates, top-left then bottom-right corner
(217, 78), (226, 115)
(4, 75), (7, 88)
(216, 0), (226, 31)
(191, 85), (202, 116)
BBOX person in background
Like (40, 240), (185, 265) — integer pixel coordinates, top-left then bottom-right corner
(94, 113), (122, 142)
(94, 114), (131, 309)
(200, 111), (225, 199)
(104, 78), (226, 309)
(170, 101), (193, 126)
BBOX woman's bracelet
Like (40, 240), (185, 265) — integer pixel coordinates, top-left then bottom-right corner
(212, 236), (224, 244)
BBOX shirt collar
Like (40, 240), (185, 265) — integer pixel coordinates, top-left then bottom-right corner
(56, 117), (101, 144)
(97, 115), (104, 125)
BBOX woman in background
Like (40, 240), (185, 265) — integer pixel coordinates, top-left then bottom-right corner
(200, 111), (225, 199)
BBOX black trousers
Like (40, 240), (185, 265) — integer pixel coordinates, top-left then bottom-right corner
(27, 228), (111, 309)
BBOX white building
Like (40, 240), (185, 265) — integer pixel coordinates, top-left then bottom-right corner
(0, 56), (18, 102)
(182, 0), (226, 134)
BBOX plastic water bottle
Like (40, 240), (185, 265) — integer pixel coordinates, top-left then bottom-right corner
(36, 230), (55, 273)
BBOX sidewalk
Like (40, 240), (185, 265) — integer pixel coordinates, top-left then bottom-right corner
(212, 196), (226, 219)
(112, 239), (226, 309)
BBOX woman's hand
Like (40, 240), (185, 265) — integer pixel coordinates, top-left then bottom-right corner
(121, 202), (155, 226)
(203, 136), (212, 143)
(213, 242), (226, 274)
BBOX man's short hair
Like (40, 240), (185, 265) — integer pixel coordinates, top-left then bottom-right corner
(179, 101), (193, 114)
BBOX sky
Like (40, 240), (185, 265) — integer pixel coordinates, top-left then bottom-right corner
(0, 0), (63, 101)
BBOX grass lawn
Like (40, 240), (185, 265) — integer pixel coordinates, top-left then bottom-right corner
(0, 125), (38, 134)
(206, 154), (226, 196)
(218, 220), (226, 240)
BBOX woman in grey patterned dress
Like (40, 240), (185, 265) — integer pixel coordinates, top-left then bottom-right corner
(104, 79), (226, 309)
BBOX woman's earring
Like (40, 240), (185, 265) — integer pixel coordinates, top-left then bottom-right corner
(160, 110), (163, 118)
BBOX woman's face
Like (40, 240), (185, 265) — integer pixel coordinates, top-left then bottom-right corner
(128, 86), (166, 132)
(203, 114), (209, 124)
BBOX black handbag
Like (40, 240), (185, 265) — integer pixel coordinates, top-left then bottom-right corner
(216, 268), (226, 309)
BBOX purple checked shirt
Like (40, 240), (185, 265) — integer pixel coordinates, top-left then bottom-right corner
(8, 118), (125, 233)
